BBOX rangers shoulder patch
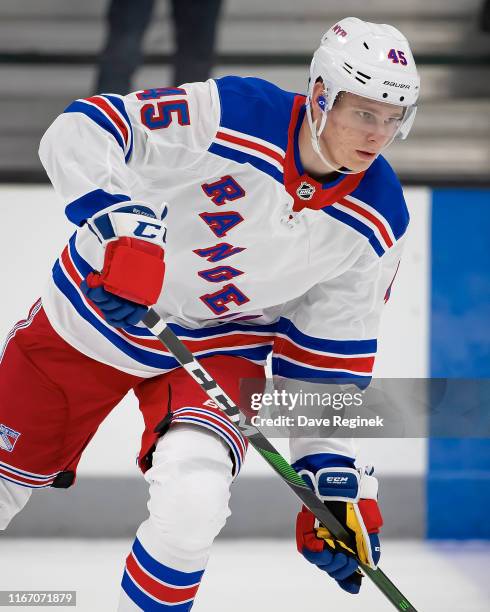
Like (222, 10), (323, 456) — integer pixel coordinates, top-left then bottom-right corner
(0, 424), (21, 452)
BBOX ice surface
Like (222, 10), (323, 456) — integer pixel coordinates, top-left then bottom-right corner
(0, 539), (488, 611)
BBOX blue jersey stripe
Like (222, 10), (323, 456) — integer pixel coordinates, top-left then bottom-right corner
(323, 206), (385, 257)
(173, 407), (246, 455)
(122, 319), (278, 339)
(0, 474), (53, 489)
(101, 94), (134, 161)
(272, 357), (371, 387)
(68, 234), (92, 276)
(208, 142), (283, 184)
(214, 76), (293, 154)
(0, 462), (58, 481)
(64, 100), (126, 154)
(190, 345), (271, 363)
(350, 155), (409, 241)
(276, 317), (377, 355)
(65, 190), (130, 226)
(174, 408), (247, 455)
(169, 320), (278, 339)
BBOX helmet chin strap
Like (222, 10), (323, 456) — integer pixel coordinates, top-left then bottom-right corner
(305, 99), (373, 176)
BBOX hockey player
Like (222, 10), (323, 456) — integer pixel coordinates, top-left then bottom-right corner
(0, 17), (419, 610)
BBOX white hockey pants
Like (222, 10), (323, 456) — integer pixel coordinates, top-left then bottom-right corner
(118, 424), (235, 611)
(0, 477), (32, 530)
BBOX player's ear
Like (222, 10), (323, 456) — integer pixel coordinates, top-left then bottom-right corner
(311, 78), (325, 121)
(317, 95), (326, 110)
(311, 80), (326, 119)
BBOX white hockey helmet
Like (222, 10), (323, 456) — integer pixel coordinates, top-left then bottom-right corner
(306, 17), (420, 172)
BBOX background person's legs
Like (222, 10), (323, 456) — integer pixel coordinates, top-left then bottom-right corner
(96, 0), (156, 94)
(171, 0), (224, 85)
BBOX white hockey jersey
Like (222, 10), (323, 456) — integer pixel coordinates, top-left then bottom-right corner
(39, 76), (408, 397)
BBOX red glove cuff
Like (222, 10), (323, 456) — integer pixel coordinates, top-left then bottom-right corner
(91, 237), (165, 305)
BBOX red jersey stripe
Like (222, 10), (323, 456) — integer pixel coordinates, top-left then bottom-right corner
(85, 96), (129, 147)
(0, 466), (55, 487)
(216, 131), (285, 166)
(172, 408), (247, 456)
(339, 197), (393, 248)
(277, 338), (375, 373)
(120, 329), (274, 352)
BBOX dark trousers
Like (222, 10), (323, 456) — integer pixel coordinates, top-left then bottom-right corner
(96, 0), (223, 94)
(482, 0), (490, 32)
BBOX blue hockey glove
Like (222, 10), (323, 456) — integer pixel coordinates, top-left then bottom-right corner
(80, 279), (148, 328)
(295, 453), (383, 595)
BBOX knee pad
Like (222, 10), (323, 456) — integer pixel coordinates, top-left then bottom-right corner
(144, 425), (233, 556)
(0, 478), (32, 530)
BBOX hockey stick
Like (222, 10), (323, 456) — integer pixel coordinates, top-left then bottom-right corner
(142, 308), (418, 612)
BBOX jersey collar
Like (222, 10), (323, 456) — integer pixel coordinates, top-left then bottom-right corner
(284, 95), (365, 213)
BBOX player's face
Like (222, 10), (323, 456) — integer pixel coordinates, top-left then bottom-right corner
(320, 92), (405, 172)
